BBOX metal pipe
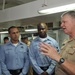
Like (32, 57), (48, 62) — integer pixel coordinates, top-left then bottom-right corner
(2, 0), (5, 10)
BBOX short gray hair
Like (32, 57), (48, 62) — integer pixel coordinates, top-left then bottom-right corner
(61, 11), (75, 18)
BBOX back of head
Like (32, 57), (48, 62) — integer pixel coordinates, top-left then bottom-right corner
(21, 36), (28, 41)
(4, 37), (9, 44)
(21, 35), (29, 44)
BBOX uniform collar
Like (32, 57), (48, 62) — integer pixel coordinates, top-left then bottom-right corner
(6, 41), (23, 46)
(37, 35), (50, 41)
(66, 36), (75, 43)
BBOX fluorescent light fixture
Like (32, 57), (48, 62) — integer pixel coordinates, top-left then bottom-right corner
(0, 31), (8, 34)
(38, 3), (75, 14)
(25, 29), (37, 32)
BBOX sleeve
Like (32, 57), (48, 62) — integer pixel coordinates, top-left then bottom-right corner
(0, 46), (12, 75)
(0, 48), (2, 75)
(0, 62), (2, 75)
(53, 40), (60, 53)
(46, 60), (56, 75)
(0, 45), (2, 75)
(20, 46), (29, 75)
(29, 42), (44, 75)
(46, 39), (60, 75)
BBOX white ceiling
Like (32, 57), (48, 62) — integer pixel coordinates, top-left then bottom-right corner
(0, 0), (64, 29)
(0, 0), (36, 10)
(0, 12), (62, 29)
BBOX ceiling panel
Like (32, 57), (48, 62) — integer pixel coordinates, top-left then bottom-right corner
(0, 0), (62, 30)
(0, 0), (36, 10)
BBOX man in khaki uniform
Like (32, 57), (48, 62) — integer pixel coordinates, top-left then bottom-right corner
(55, 38), (75, 75)
(40, 11), (75, 75)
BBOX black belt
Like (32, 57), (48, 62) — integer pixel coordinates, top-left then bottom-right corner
(33, 66), (55, 75)
(40, 66), (55, 75)
(9, 68), (22, 75)
(33, 66), (49, 75)
(40, 66), (49, 71)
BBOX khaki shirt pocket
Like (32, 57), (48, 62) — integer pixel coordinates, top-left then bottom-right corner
(68, 49), (75, 55)
(67, 46), (75, 61)
(68, 46), (75, 54)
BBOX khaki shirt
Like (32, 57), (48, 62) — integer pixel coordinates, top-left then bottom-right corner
(55, 38), (75, 75)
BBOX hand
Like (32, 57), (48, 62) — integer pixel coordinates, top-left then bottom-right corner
(41, 71), (48, 75)
(39, 43), (61, 62)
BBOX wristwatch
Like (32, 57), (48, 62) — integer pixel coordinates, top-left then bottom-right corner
(58, 58), (65, 65)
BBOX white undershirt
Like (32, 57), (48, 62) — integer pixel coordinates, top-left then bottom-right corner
(13, 43), (18, 46)
(39, 37), (47, 42)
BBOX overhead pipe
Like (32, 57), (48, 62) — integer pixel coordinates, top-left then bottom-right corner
(2, 0), (5, 10)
